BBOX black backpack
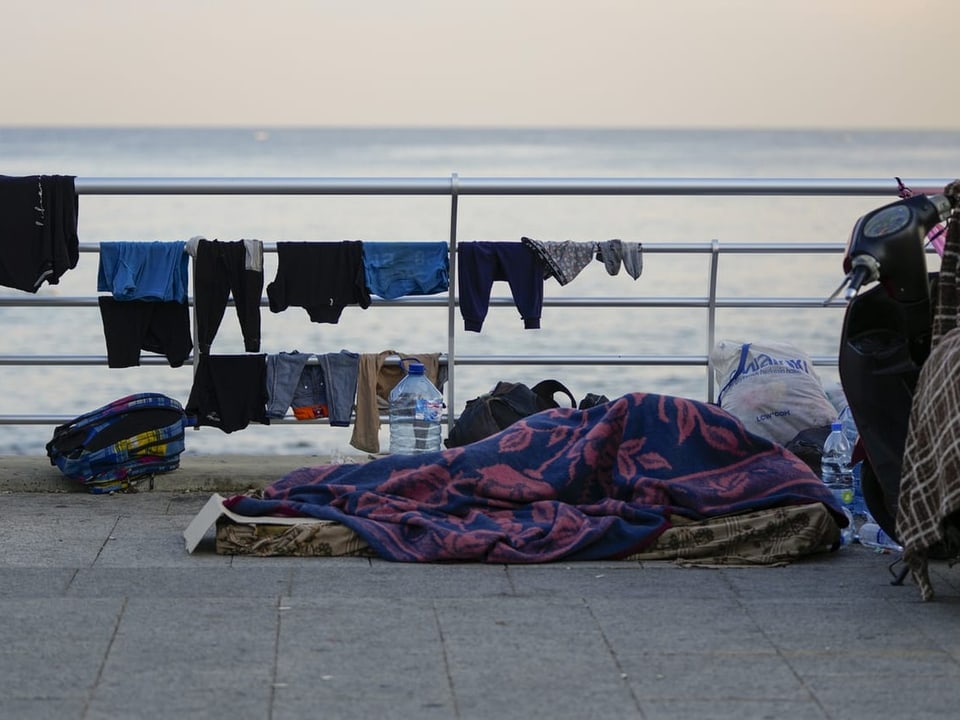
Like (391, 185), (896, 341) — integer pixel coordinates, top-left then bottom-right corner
(445, 379), (580, 448)
(784, 423), (834, 477)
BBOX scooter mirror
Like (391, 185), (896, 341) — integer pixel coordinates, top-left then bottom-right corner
(843, 194), (944, 306)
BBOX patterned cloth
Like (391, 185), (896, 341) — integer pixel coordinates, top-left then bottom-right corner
(225, 392), (844, 563)
(628, 504), (839, 565)
(521, 237), (598, 285)
(217, 518), (376, 557)
(215, 503), (838, 564)
(897, 179), (960, 600)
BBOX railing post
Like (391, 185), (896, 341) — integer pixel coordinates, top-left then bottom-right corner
(707, 238), (720, 402)
(447, 173), (460, 433)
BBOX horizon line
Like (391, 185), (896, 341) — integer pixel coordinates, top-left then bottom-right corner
(2, 122), (959, 134)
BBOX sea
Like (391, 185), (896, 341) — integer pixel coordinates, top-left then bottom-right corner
(2, 126), (959, 457)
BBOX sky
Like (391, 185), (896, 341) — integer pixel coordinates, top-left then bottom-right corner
(3, 0), (959, 130)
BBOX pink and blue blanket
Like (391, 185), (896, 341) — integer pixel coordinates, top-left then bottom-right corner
(225, 392), (844, 562)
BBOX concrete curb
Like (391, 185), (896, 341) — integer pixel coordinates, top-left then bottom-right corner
(0, 454), (374, 493)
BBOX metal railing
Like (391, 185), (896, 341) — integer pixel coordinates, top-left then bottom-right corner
(1, 175), (952, 433)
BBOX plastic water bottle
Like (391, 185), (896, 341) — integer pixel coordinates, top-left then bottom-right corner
(838, 404), (859, 447)
(849, 461), (871, 543)
(858, 521), (903, 552)
(836, 406), (873, 539)
(850, 461), (867, 517)
(822, 421), (855, 545)
(388, 362), (444, 454)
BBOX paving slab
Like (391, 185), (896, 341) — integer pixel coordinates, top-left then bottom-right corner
(0, 454), (362, 493)
(1, 488), (960, 719)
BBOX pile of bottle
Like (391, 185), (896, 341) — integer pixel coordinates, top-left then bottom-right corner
(821, 400), (902, 552)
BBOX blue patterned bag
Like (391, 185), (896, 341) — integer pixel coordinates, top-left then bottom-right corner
(45, 393), (190, 493)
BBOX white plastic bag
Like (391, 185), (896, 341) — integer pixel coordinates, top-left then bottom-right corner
(710, 339), (838, 446)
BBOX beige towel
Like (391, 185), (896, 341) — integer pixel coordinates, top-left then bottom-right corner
(349, 350), (444, 454)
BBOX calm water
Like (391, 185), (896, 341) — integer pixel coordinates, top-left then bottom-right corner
(2, 127), (959, 456)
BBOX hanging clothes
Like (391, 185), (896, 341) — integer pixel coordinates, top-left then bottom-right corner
(267, 241), (370, 323)
(520, 237), (598, 286)
(98, 297), (193, 368)
(189, 237), (264, 354)
(185, 353), (269, 433)
(265, 350), (360, 426)
(0, 174), (78, 293)
(97, 241), (189, 303)
(457, 242), (544, 332)
(362, 241), (449, 299)
(350, 351), (446, 454)
(596, 239), (644, 280)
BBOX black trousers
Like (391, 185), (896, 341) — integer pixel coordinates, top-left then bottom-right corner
(194, 239), (263, 354)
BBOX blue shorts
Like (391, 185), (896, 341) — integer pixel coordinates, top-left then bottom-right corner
(363, 241), (449, 299)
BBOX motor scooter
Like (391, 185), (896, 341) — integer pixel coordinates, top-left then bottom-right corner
(836, 191), (954, 541)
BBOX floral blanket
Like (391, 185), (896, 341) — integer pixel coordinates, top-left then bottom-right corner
(225, 392), (844, 563)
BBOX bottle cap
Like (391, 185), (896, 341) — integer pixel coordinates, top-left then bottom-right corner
(407, 362), (425, 375)
(831, 421), (842, 431)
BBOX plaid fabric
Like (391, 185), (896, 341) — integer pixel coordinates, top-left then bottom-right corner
(212, 504), (837, 564)
(897, 180), (960, 600)
(47, 393), (187, 494)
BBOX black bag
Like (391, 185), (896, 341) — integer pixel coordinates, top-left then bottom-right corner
(444, 379), (577, 448)
(784, 423), (833, 477)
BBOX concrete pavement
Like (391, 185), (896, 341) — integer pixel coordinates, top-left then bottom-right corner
(3, 456), (960, 719)
(1, 453), (350, 494)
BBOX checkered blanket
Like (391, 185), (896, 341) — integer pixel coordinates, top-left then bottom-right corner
(898, 179), (960, 600)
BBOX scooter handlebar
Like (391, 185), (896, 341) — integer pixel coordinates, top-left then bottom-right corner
(843, 254), (880, 300)
(928, 193), (955, 222)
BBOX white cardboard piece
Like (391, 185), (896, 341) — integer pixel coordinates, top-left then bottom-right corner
(182, 493), (322, 553)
